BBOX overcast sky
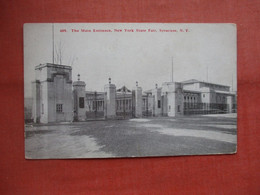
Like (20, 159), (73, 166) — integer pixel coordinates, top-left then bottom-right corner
(24, 23), (237, 97)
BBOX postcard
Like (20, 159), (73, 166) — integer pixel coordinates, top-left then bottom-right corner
(24, 23), (237, 159)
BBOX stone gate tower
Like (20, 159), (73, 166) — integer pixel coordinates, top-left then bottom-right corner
(104, 78), (116, 119)
(73, 74), (86, 121)
(32, 63), (73, 123)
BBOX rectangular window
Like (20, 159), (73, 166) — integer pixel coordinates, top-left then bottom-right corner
(42, 104), (44, 114)
(158, 100), (161, 108)
(79, 97), (85, 108)
(178, 105), (180, 112)
(92, 101), (95, 110)
(56, 104), (63, 113)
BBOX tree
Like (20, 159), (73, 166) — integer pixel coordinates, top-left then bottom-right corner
(54, 40), (77, 66)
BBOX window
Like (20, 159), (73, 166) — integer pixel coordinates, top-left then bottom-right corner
(92, 101), (95, 110)
(158, 100), (161, 108)
(56, 104), (63, 113)
(42, 104), (44, 114)
(169, 105), (171, 111)
(203, 94), (205, 98)
(178, 105), (180, 112)
(79, 97), (84, 108)
(129, 100), (132, 109)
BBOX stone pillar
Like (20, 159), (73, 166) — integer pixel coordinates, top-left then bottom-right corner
(73, 74), (86, 121)
(134, 82), (142, 118)
(32, 80), (40, 123)
(152, 84), (162, 116)
(227, 96), (233, 113)
(163, 82), (176, 117)
(175, 83), (184, 116)
(161, 92), (168, 116)
(104, 78), (116, 119)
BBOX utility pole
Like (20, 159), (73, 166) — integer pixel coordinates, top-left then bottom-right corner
(232, 73), (233, 92)
(207, 65), (208, 82)
(52, 23), (54, 64)
(171, 56), (173, 82)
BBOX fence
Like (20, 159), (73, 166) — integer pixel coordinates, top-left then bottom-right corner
(183, 102), (236, 115)
(142, 110), (152, 117)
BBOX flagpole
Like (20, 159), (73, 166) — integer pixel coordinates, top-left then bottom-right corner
(207, 65), (208, 82)
(171, 56), (173, 82)
(232, 73), (233, 92)
(52, 23), (54, 64)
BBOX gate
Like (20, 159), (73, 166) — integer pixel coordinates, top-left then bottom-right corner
(85, 91), (105, 119)
(115, 86), (134, 119)
(115, 88), (152, 119)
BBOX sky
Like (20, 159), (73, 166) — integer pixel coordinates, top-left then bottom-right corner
(24, 23), (237, 97)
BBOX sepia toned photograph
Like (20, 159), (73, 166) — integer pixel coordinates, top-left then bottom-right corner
(24, 23), (237, 159)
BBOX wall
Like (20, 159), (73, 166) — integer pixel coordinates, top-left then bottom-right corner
(31, 81), (40, 123)
(152, 88), (162, 116)
(174, 83), (184, 116)
(33, 64), (73, 123)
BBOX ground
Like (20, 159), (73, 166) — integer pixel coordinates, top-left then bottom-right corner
(25, 114), (237, 159)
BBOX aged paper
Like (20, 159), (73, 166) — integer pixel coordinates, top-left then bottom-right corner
(24, 23), (237, 159)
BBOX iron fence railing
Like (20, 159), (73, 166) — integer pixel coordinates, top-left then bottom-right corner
(184, 102), (237, 115)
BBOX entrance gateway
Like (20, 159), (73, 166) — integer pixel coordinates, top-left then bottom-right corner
(31, 64), (236, 123)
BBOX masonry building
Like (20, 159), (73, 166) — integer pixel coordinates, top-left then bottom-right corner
(31, 63), (73, 123)
(29, 63), (236, 123)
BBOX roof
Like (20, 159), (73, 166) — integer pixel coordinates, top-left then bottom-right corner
(73, 80), (86, 86)
(214, 90), (236, 95)
(183, 89), (201, 94)
(181, 79), (200, 84)
(117, 86), (132, 93)
(143, 87), (162, 94)
(85, 91), (104, 95)
(35, 63), (72, 70)
(181, 79), (230, 88)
